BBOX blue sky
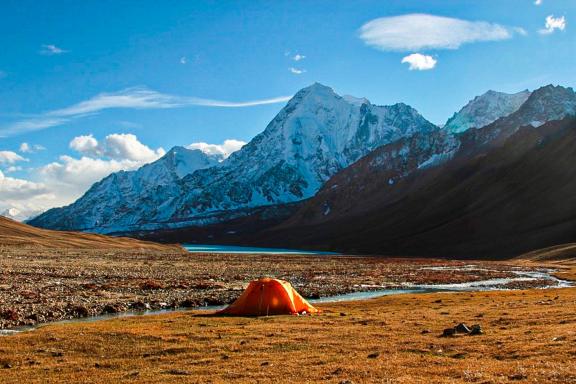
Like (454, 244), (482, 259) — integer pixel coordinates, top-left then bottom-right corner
(0, 0), (574, 217)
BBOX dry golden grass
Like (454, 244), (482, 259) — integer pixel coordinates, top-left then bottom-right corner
(515, 245), (576, 281)
(0, 216), (182, 251)
(1, 287), (575, 383)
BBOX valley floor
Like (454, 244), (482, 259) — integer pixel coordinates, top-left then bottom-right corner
(0, 247), (556, 329)
(0, 286), (575, 383)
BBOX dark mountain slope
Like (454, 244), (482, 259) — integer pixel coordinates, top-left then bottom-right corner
(257, 118), (576, 259)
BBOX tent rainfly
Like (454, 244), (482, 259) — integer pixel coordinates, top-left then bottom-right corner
(217, 278), (319, 316)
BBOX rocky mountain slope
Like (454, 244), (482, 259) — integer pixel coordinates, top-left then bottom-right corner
(256, 114), (576, 258)
(142, 84), (576, 249)
(30, 83), (437, 233)
(444, 89), (531, 133)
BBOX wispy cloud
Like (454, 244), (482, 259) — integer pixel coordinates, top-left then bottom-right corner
(0, 88), (293, 137)
(292, 54), (306, 61)
(359, 14), (524, 51)
(401, 53), (437, 70)
(534, 0), (543, 5)
(40, 44), (67, 55)
(180, 56), (187, 64)
(20, 142), (46, 154)
(539, 15), (566, 34)
(289, 67), (306, 75)
(0, 151), (27, 164)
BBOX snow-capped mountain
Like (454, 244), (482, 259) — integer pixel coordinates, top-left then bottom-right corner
(254, 86), (576, 255)
(29, 146), (222, 230)
(30, 83), (437, 233)
(1, 208), (26, 222)
(444, 90), (531, 133)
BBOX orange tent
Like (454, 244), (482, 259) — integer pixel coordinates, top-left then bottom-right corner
(217, 278), (319, 316)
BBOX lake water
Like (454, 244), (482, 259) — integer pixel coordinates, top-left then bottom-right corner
(184, 244), (338, 255)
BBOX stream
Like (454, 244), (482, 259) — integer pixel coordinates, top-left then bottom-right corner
(0, 266), (571, 336)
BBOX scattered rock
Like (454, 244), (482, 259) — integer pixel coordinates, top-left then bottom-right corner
(2, 363), (12, 369)
(340, 312), (347, 317)
(179, 299), (199, 308)
(162, 369), (191, 376)
(102, 304), (125, 314)
(470, 324), (483, 335)
(509, 373), (528, 381)
(332, 368), (344, 375)
(442, 328), (456, 337)
(339, 380), (354, 384)
(367, 352), (379, 359)
(552, 336), (567, 341)
(71, 305), (90, 317)
(131, 301), (151, 311)
(0, 309), (19, 321)
(421, 329), (431, 334)
(140, 280), (164, 290)
(455, 323), (471, 334)
(260, 361), (270, 366)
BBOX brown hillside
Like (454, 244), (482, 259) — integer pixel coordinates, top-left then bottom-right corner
(0, 216), (182, 251)
(517, 244), (576, 265)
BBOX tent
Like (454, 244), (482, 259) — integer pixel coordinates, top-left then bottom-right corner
(217, 278), (319, 316)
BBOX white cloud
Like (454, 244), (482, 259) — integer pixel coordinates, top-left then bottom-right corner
(40, 44), (67, 55)
(69, 134), (101, 157)
(6, 165), (22, 172)
(0, 151), (27, 164)
(102, 133), (165, 161)
(539, 15), (566, 34)
(180, 56), (187, 64)
(293, 54), (306, 61)
(0, 170), (48, 200)
(359, 14), (523, 51)
(69, 133), (165, 162)
(0, 170), (52, 220)
(0, 133), (166, 220)
(39, 155), (147, 193)
(20, 142), (46, 153)
(289, 67), (306, 75)
(186, 139), (246, 158)
(0, 88), (293, 137)
(19, 143), (31, 153)
(0, 135), (246, 220)
(534, 0), (542, 5)
(401, 53), (437, 70)
(5, 166), (22, 173)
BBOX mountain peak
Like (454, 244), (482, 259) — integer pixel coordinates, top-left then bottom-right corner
(296, 82), (338, 99)
(529, 84), (575, 98)
(445, 89), (531, 133)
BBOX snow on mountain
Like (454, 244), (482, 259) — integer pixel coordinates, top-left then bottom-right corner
(30, 83), (576, 236)
(501, 85), (576, 128)
(1, 208), (26, 222)
(29, 146), (222, 231)
(278, 85), (576, 230)
(29, 83), (437, 233)
(445, 90), (531, 133)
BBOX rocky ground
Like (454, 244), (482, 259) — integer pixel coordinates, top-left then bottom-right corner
(0, 247), (559, 329)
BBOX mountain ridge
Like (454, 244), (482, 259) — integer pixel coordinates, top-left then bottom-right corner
(30, 83), (437, 233)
